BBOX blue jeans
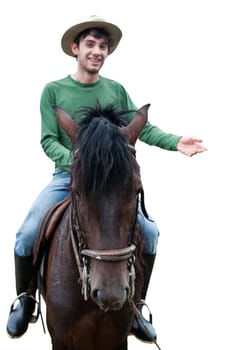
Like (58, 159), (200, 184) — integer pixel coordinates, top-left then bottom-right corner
(15, 171), (159, 256)
(15, 171), (70, 256)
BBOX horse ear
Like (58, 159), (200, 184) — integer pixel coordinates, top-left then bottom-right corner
(122, 104), (150, 146)
(53, 105), (79, 143)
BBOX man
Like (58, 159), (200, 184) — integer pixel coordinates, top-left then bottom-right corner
(6, 15), (206, 343)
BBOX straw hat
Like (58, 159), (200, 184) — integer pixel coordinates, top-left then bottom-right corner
(61, 15), (122, 57)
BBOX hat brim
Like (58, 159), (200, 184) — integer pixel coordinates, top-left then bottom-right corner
(61, 17), (122, 57)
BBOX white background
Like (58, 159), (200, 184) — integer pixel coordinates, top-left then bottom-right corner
(0, 0), (231, 349)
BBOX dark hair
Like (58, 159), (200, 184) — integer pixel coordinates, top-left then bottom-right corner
(74, 28), (113, 50)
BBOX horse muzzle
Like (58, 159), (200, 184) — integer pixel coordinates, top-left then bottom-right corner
(80, 244), (136, 307)
(91, 286), (129, 311)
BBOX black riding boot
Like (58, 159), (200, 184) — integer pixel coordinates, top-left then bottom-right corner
(131, 253), (158, 343)
(6, 253), (37, 338)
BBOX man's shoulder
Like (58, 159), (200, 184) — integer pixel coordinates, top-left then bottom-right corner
(44, 75), (71, 88)
(100, 76), (124, 89)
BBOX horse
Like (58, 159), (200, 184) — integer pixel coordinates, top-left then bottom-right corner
(34, 102), (150, 350)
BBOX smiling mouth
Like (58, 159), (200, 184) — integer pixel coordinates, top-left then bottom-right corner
(89, 58), (101, 65)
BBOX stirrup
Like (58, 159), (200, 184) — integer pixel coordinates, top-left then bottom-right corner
(10, 293), (37, 323)
(9, 293), (46, 331)
(138, 299), (153, 322)
(130, 299), (161, 350)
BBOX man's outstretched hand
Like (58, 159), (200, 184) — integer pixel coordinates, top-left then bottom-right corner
(177, 136), (207, 157)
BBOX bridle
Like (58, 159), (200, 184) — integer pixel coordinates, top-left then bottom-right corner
(69, 144), (143, 301)
(70, 191), (139, 301)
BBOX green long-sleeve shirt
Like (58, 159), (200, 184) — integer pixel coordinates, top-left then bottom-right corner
(40, 75), (180, 171)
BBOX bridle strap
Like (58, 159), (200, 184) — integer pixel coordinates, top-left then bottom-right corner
(140, 188), (149, 219)
(81, 244), (136, 261)
(69, 214), (85, 280)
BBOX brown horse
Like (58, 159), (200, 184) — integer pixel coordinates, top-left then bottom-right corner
(35, 103), (150, 350)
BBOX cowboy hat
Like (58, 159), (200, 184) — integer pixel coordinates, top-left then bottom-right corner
(61, 15), (122, 57)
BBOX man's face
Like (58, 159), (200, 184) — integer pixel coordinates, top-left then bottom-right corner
(74, 34), (110, 74)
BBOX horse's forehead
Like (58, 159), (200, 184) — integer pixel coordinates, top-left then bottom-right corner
(78, 189), (137, 220)
(82, 191), (133, 208)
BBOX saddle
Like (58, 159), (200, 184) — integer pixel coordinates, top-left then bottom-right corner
(33, 197), (71, 267)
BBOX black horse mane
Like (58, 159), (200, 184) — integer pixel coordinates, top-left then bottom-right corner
(71, 102), (138, 197)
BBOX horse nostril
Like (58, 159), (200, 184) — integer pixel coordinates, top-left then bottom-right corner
(91, 289), (107, 306)
(91, 289), (98, 302)
(91, 289), (109, 311)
